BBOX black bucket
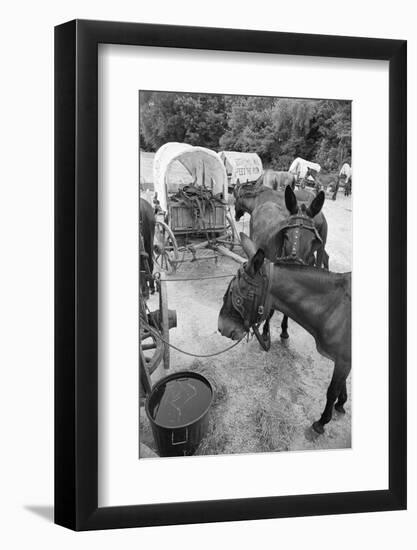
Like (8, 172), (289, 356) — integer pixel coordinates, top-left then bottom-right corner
(145, 371), (213, 457)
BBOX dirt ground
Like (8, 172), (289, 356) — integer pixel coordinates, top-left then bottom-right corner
(140, 191), (352, 457)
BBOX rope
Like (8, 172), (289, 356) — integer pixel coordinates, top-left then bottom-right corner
(143, 321), (246, 358)
(161, 273), (236, 282)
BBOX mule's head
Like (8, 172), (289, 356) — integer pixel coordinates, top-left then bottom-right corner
(278, 185), (325, 266)
(233, 183), (256, 221)
(306, 166), (319, 179)
(232, 183), (243, 221)
(234, 200), (245, 222)
(218, 234), (266, 340)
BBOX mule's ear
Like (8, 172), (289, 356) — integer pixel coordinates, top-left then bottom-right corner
(235, 209), (242, 222)
(285, 185), (298, 215)
(307, 190), (325, 218)
(247, 248), (265, 277)
(240, 232), (257, 259)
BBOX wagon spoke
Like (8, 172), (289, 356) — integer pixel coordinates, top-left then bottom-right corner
(154, 220), (179, 274)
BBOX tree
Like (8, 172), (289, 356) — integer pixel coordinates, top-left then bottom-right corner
(139, 92), (351, 172)
(140, 92), (229, 151)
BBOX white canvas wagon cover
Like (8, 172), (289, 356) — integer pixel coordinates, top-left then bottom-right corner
(339, 162), (352, 180)
(153, 142), (228, 212)
(288, 157), (321, 179)
(218, 151), (263, 185)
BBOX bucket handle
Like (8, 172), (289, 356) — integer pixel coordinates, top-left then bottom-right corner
(171, 428), (188, 446)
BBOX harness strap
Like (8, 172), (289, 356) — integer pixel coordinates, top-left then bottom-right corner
(257, 261), (273, 323)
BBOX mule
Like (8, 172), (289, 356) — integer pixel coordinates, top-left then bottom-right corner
(255, 169), (296, 191)
(233, 183), (285, 224)
(218, 233), (351, 434)
(306, 167), (339, 199)
(234, 185), (327, 344)
(233, 183), (329, 270)
(139, 198), (156, 299)
(257, 174), (316, 205)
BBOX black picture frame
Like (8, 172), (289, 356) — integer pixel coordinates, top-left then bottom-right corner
(55, 19), (407, 531)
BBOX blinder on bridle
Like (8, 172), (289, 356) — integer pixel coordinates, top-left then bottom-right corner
(226, 262), (272, 332)
(276, 212), (322, 264)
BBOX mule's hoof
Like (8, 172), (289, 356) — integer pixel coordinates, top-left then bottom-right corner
(280, 332), (289, 340)
(335, 404), (346, 414)
(260, 334), (271, 352)
(312, 421), (325, 435)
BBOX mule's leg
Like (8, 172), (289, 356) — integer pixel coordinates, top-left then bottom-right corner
(281, 314), (289, 339)
(312, 361), (350, 434)
(316, 246), (329, 271)
(335, 380), (348, 413)
(262, 310), (274, 338)
(148, 255), (155, 294)
(323, 250), (330, 270)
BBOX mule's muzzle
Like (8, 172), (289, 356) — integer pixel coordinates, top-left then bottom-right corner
(218, 313), (246, 341)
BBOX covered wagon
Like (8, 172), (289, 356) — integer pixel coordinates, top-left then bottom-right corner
(288, 157), (321, 182)
(152, 142), (240, 272)
(218, 151), (263, 187)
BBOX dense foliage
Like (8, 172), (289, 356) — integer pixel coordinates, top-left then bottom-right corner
(140, 92), (351, 171)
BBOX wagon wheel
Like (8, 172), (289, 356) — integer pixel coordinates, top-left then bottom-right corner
(158, 274), (170, 370)
(140, 323), (164, 376)
(154, 220), (179, 274)
(223, 211), (240, 251)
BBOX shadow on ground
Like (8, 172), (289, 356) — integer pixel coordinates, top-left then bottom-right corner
(24, 505), (54, 523)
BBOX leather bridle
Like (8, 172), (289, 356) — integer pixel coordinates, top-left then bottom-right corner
(276, 212), (322, 265)
(225, 261), (273, 349)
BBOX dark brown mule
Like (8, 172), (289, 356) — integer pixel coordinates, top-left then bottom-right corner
(218, 233), (351, 434)
(234, 185), (326, 344)
(139, 198), (156, 299)
(281, 186), (329, 270)
(234, 184), (329, 269)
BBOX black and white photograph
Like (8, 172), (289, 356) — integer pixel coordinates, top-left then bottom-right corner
(0, 0), (411, 542)
(139, 91), (352, 458)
